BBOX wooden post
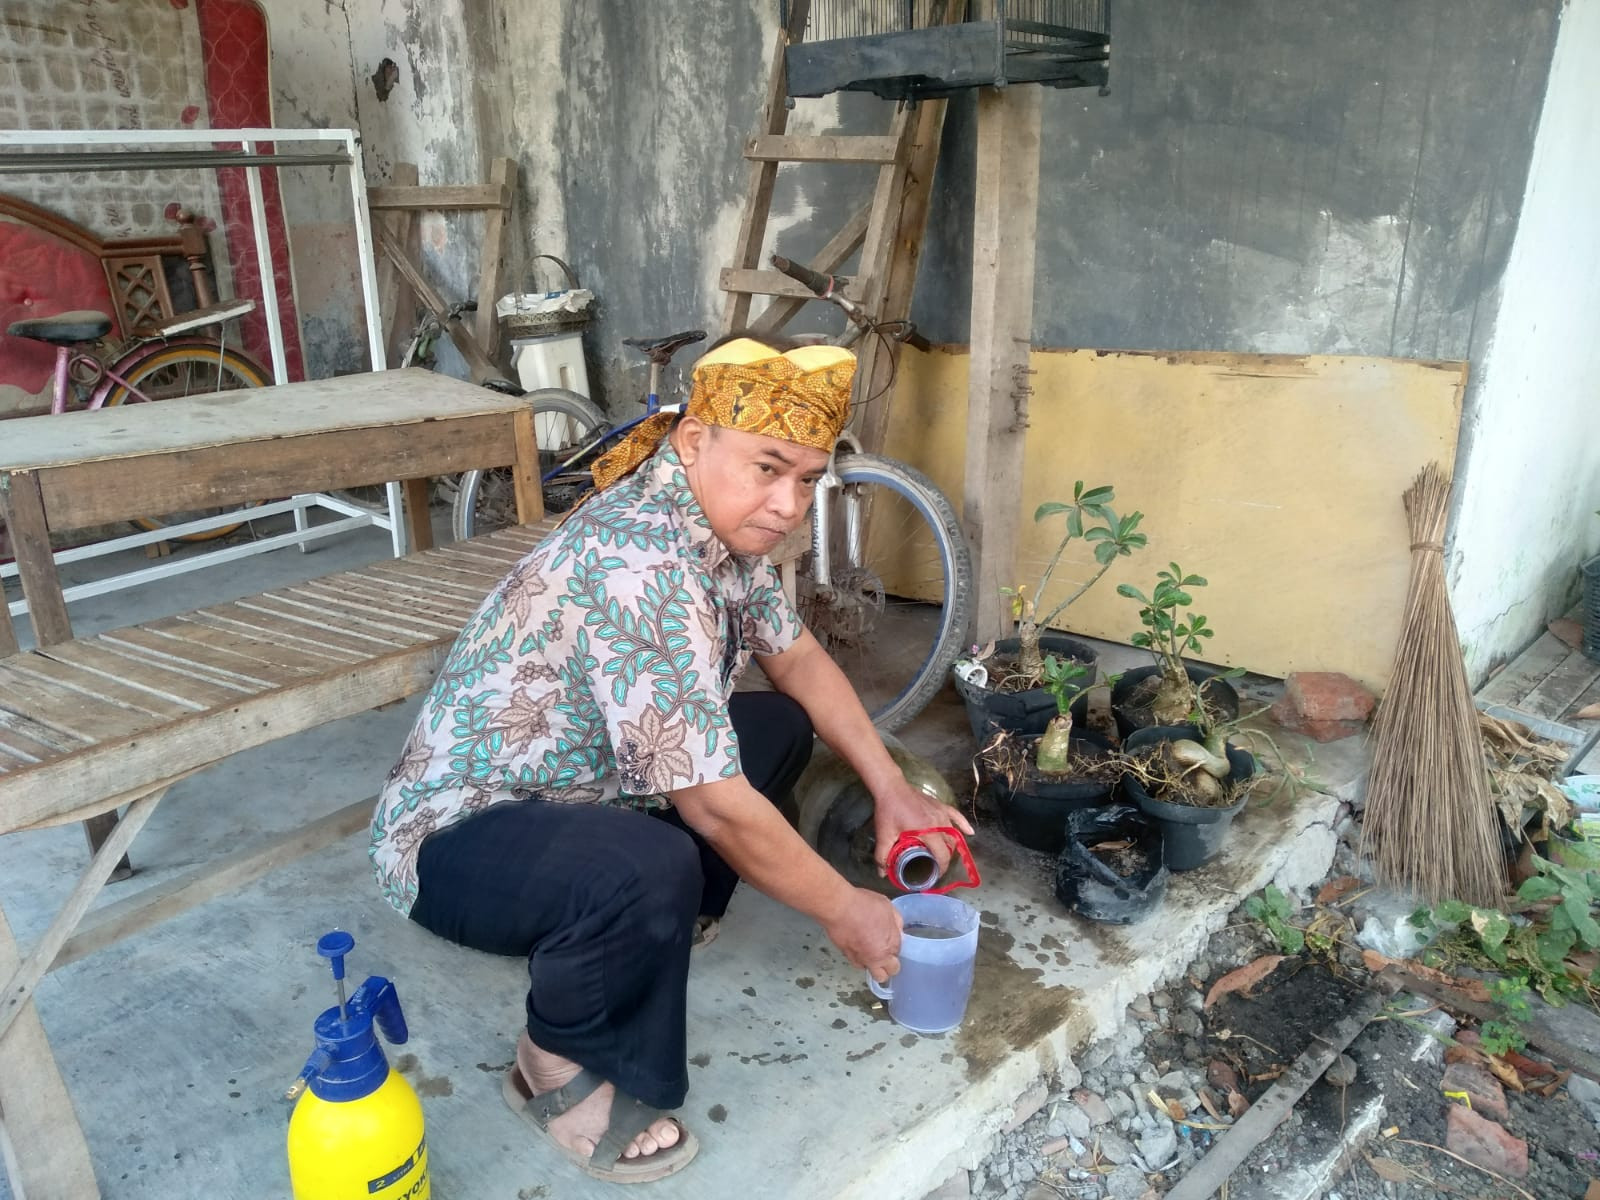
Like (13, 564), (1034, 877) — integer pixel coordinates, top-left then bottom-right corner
(375, 163), (421, 368)
(963, 83), (1043, 644)
(474, 156), (515, 364)
(510, 408), (545, 527)
(401, 478), (434, 553)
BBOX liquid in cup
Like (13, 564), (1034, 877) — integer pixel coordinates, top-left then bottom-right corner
(868, 893), (980, 1035)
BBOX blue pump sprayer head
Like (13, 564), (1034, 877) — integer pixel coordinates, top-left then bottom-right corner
(285, 931), (410, 1103)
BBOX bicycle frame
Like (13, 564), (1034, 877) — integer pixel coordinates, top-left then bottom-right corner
(46, 331), (253, 413)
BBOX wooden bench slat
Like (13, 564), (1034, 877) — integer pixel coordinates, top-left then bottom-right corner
(186, 603), (396, 660)
(0, 744), (32, 772)
(435, 541), (527, 570)
(98, 628), (278, 689)
(362, 555), (505, 594)
(1, 652), (200, 719)
(293, 577), (473, 630)
(115, 623), (334, 686)
(157, 614), (367, 675)
(0, 662), (163, 742)
(354, 560), (493, 602)
(44, 640), (259, 709)
(288, 577), (471, 626)
(0, 715), (80, 761)
(248, 588), (446, 641)
(233, 596), (418, 649)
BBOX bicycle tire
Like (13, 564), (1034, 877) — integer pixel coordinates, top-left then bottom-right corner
(796, 452), (973, 732)
(101, 341), (272, 542)
(452, 388), (609, 540)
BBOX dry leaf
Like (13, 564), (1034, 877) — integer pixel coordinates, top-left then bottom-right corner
(1485, 1054), (1527, 1093)
(1445, 1043), (1488, 1068)
(1198, 1088), (1224, 1121)
(1316, 876), (1362, 905)
(1503, 1049), (1557, 1080)
(1549, 618), (1585, 649)
(1204, 955), (1286, 1008)
(1091, 839), (1134, 852)
(1536, 1069), (1572, 1098)
(1360, 950), (1492, 1003)
(1366, 1154), (1412, 1183)
(1206, 1060), (1240, 1092)
(1227, 1090), (1250, 1118)
(1576, 702), (1600, 721)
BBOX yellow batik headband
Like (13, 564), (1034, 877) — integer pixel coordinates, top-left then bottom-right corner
(590, 338), (856, 491)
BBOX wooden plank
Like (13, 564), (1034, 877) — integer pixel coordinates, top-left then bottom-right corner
(749, 203), (871, 336)
(3, 369), (526, 471)
(744, 133), (901, 164)
(0, 661), (161, 742)
(189, 602), (412, 661)
(1477, 632), (1571, 706)
(354, 560), (497, 602)
(720, 268), (864, 300)
(0, 592), (16, 657)
(375, 224), (504, 386)
(402, 477), (434, 554)
(261, 586), (452, 640)
(963, 84), (1043, 643)
(0, 711), (81, 759)
(512, 407), (545, 525)
(2, 651), (199, 719)
(38, 414), (518, 532)
(375, 162), (420, 368)
(307, 574), (477, 627)
(475, 156), (516, 360)
(0, 905), (100, 1200)
(1518, 648), (1600, 720)
(51, 797), (374, 973)
(0, 788), (162, 1046)
(97, 627), (278, 689)
(157, 613), (366, 670)
(367, 182), (512, 211)
(286, 581), (464, 635)
(0, 470), (72, 646)
(233, 595), (419, 648)
(39, 639), (254, 711)
(0, 645), (444, 832)
(124, 619), (346, 680)
(722, 25), (798, 334)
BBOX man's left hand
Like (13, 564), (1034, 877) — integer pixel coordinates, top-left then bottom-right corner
(870, 774), (976, 881)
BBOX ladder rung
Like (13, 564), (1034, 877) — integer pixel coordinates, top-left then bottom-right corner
(719, 268), (865, 300)
(744, 134), (901, 165)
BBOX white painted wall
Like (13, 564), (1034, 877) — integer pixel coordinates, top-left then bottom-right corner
(1450, 0), (1600, 680)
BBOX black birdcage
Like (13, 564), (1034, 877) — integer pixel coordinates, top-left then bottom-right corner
(781, 1), (1111, 101)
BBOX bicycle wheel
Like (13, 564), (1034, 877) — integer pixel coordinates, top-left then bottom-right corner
(102, 341), (271, 541)
(452, 388), (610, 539)
(796, 453), (972, 732)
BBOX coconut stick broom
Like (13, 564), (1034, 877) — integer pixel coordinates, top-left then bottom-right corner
(1360, 462), (1502, 907)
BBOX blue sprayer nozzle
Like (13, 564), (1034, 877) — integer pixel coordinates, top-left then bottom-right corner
(285, 932), (410, 1103)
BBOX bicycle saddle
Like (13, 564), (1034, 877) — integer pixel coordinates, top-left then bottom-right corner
(622, 328), (706, 365)
(7, 310), (114, 346)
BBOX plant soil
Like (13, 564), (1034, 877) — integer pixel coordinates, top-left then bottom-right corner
(1120, 672), (1234, 729)
(1088, 839), (1146, 879)
(1124, 745), (1247, 810)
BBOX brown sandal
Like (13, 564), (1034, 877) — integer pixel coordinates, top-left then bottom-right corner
(502, 1063), (699, 1184)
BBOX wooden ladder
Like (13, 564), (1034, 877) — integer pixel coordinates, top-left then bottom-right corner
(717, 0), (960, 457)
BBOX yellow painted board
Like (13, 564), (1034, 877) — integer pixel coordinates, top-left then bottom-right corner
(877, 347), (1466, 691)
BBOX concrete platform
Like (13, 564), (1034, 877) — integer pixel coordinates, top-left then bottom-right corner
(0, 518), (1356, 1200)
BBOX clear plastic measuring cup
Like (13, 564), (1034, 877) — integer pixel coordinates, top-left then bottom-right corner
(868, 893), (980, 1035)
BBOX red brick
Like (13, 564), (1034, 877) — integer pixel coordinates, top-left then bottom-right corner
(1270, 696), (1367, 743)
(1446, 1104), (1528, 1179)
(1440, 1061), (1509, 1122)
(1284, 672), (1376, 723)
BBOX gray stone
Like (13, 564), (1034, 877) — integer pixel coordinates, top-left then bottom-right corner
(1098, 1130), (1135, 1165)
(1173, 1010), (1203, 1038)
(1177, 1090), (1201, 1114)
(1569, 1074), (1600, 1127)
(1158, 1070), (1190, 1091)
(1080, 1040), (1115, 1071)
(1073, 1089), (1114, 1126)
(1190, 957), (1213, 981)
(1105, 1091), (1133, 1120)
(1152, 990), (1174, 1009)
(1139, 1122), (1178, 1167)
(920, 1168), (971, 1200)
(1060, 1104), (1093, 1141)
(1128, 995), (1156, 1021)
(1105, 1163), (1150, 1200)
(1137, 1063), (1159, 1084)
(1119, 1071), (1137, 1089)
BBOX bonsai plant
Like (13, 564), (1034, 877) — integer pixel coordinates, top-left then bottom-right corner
(952, 483), (1144, 743)
(1112, 563), (1240, 738)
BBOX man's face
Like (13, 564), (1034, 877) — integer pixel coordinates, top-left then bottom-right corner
(673, 418), (830, 556)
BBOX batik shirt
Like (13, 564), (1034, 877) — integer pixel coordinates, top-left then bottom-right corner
(369, 444), (805, 915)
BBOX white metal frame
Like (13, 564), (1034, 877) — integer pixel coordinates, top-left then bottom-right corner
(0, 127), (408, 622)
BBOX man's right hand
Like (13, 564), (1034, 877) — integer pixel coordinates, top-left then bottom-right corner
(824, 888), (903, 983)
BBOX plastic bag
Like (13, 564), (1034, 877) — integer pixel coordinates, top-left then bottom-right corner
(1054, 803), (1167, 924)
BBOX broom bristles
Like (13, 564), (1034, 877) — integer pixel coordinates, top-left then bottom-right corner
(1360, 462), (1503, 908)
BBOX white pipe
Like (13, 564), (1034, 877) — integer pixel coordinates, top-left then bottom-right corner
(0, 128), (354, 145)
(240, 141), (289, 386)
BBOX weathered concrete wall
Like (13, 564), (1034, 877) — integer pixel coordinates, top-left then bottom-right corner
(1449, 0), (1600, 680)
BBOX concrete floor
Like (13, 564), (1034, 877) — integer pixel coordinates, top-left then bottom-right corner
(0, 515), (1357, 1200)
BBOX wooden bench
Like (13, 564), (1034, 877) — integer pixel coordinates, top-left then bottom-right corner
(0, 370), (555, 1198)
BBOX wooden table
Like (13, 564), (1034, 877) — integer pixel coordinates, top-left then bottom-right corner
(0, 368), (541, 657)
(0, 369), (543, 854)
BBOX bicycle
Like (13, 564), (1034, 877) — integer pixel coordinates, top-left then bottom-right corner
(4, 207), (272, 540)
(451, 258), (972, 732)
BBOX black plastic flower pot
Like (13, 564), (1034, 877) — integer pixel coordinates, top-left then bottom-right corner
(953, 634), (1098, 743)
(1054, 802), (1168, 924)
(986, 729), (1114, 855)
(1118, 724), (1255, 871)
(1110, 663), (1240, 740)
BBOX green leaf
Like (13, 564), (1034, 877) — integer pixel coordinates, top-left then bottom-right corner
(1117, 584), (1148, 601)
(1537, 927), (1578, 968)
(1067, 508), (1084, 539)
(1034, 501), (1072, 521)
(1434, 899), (1471, 924)
(1183, 574), (1208, 587)
(1078, 485), (1114, 506)
(1563, 893), (1600, 947)
(1468, 907), (1511, 951)
(1093, 541), (1118, 565)
(1083, 526), (1112, 541)
(1518, 876), (1562, 902)
(1277, 923), (1305, 955)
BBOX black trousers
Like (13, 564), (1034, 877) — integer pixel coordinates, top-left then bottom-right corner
(409, 692), (813, 1110)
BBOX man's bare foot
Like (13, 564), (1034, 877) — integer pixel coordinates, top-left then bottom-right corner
(516, 1032), (683, 1161)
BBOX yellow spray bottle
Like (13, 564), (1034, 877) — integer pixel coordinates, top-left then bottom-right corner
(285, 931), (430, 1199)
